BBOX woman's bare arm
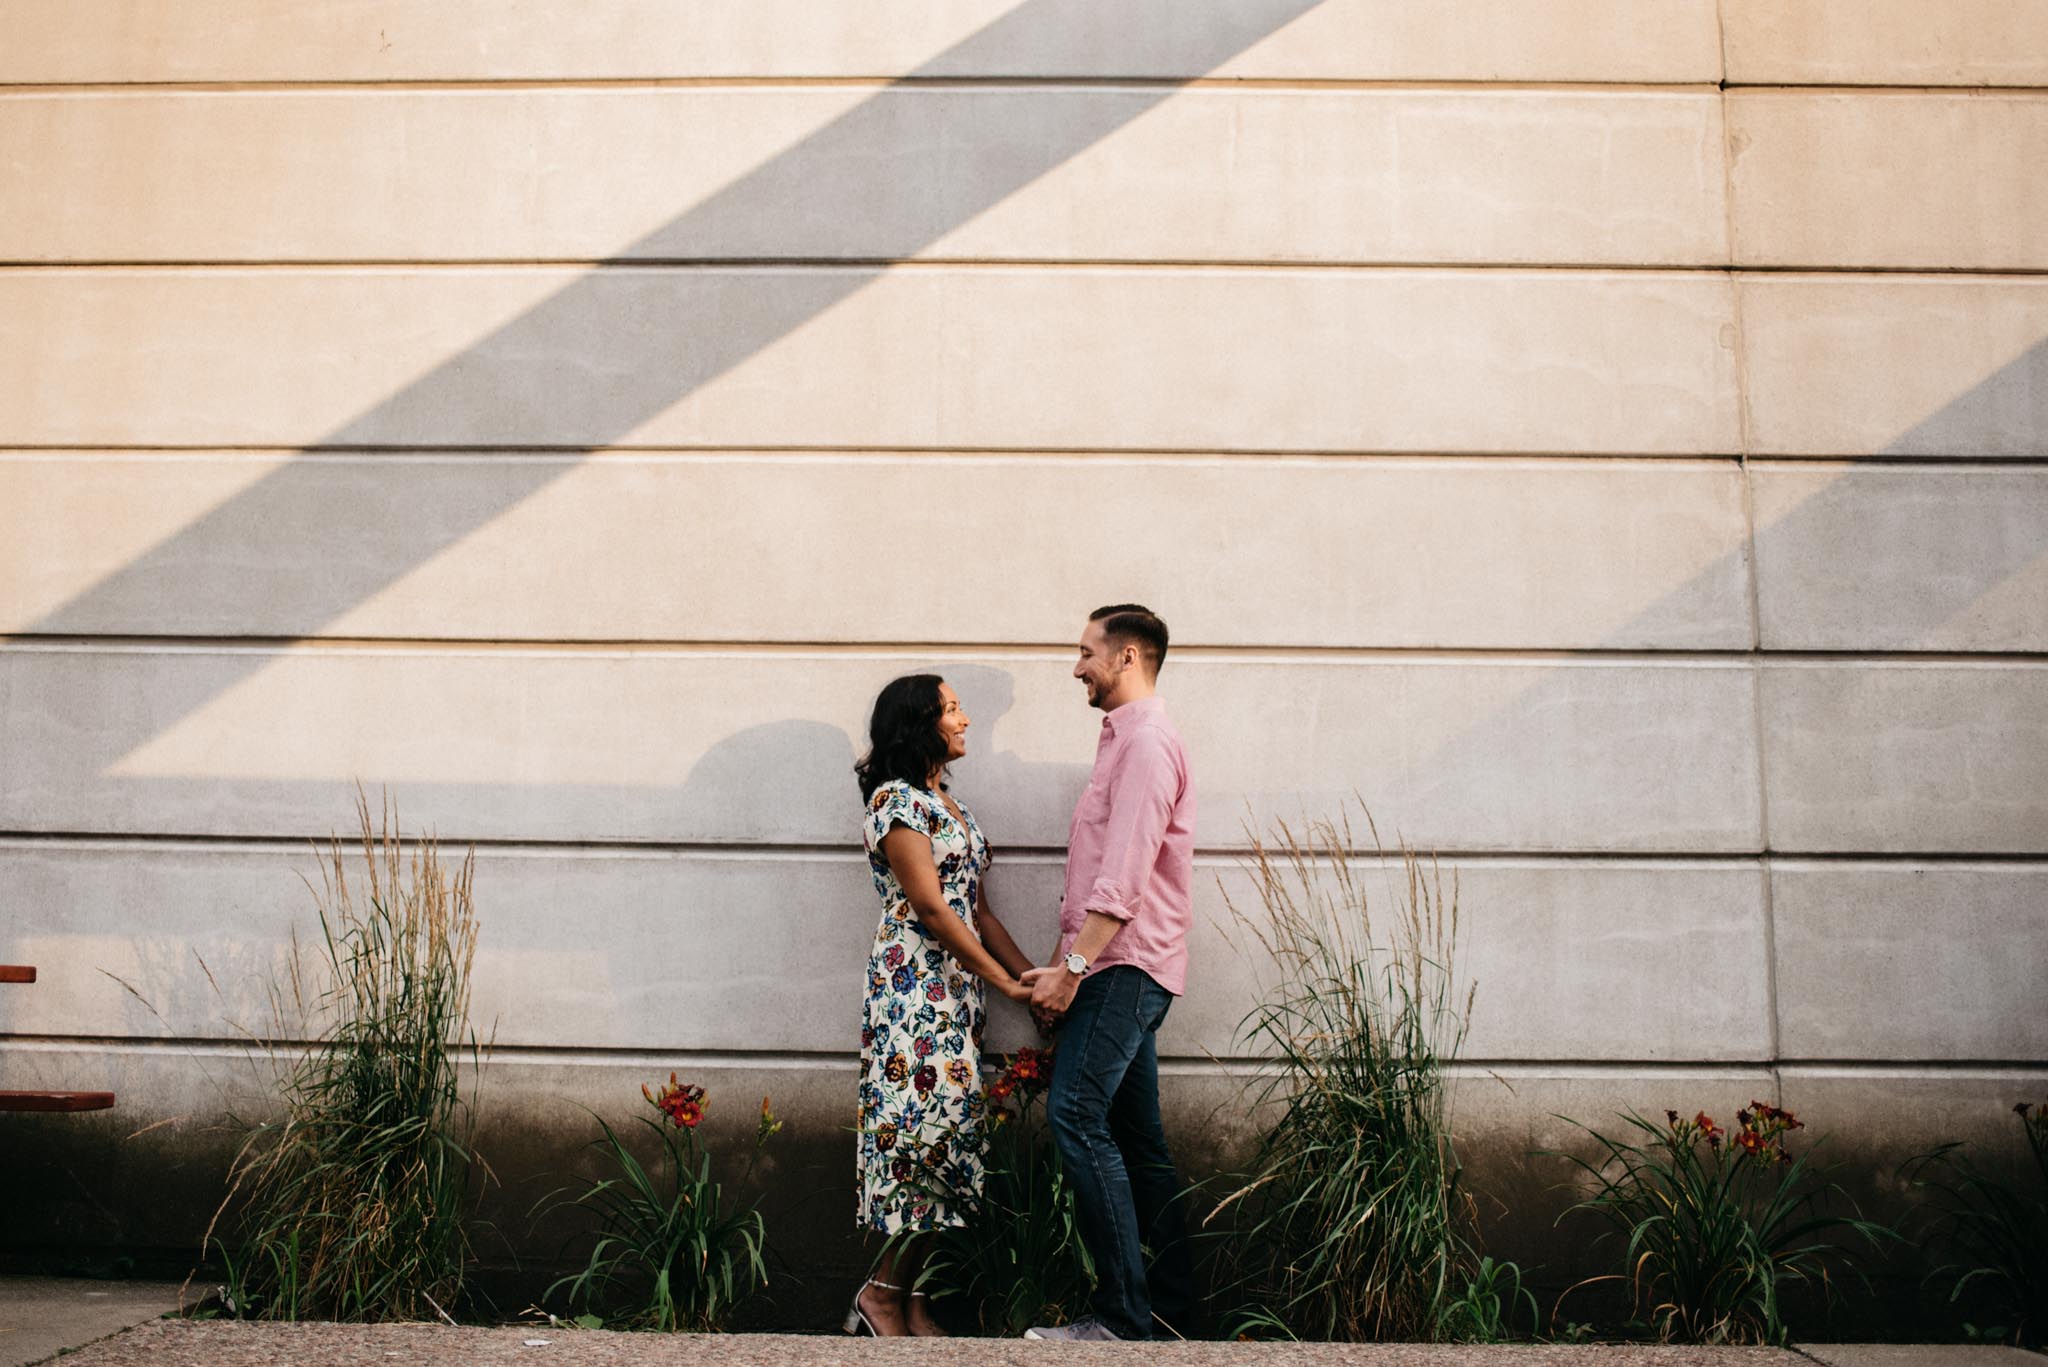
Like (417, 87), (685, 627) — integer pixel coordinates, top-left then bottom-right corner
(881, 826), (1028, 1001)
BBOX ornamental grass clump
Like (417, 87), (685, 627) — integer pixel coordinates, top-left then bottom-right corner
(1906, 1100), (2048, 1346)
(1207, 807), (1473, 1341)
(1552, 1102), (1889, 1344)
(540, 1077), (779, 1331)
(895, 1046), (1094, 1336)
(206, 791), (484, 1322)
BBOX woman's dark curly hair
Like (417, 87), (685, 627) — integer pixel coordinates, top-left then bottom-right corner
(854, 673), (950, 801)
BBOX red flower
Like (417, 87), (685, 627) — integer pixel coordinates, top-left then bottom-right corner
(1710, 1098), (1803, 1164)
(644, 1073), (707, 1129)
(985, 1045), (1057, 1107)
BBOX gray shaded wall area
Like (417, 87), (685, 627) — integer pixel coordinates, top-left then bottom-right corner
(2, 0), (2044, 1306)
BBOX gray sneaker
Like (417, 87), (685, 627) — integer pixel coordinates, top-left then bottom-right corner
(1024, 1316), (1123, 1341)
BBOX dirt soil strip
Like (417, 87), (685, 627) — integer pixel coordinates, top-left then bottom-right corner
(50, 1320), (1814, 1367)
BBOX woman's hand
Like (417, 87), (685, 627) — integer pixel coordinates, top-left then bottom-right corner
(995, 977), (1033, 1004)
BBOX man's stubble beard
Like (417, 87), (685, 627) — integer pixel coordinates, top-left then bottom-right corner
(1084, 665), (1121, 711)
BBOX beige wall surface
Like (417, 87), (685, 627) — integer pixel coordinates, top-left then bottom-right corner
(0, 88), (1730, 266)
(1730, 92), (2048, 270)
(0, 266), (1744, 453)
(3, 0), (2043, 1301)
(0, 454), (1755, 647)
(1722, 0), (2048, 87)
(3, 1), (1723, 84)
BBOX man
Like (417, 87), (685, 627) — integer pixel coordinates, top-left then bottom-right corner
(1020, 604), (1197, 1342)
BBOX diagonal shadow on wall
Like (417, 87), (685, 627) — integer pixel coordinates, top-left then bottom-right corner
(4, 28), (2045, 1068)
(1399, 333), (2048, 1090)
(16, 0), (1326, 761)
(4, 337), (2044, 856)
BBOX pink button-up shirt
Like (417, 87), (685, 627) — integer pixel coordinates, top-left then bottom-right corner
(1058, 695), (1197, 996)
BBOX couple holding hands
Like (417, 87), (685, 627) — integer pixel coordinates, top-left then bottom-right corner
(849, 604), (1197, 1342)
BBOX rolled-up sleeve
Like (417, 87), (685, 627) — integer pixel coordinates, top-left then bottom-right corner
(1083, 728), (1181, 922)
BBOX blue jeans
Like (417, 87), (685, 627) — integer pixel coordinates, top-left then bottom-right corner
(1046, 966), (1195, 1340)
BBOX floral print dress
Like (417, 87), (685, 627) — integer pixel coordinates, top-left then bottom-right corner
(856, 778), (992, 1233)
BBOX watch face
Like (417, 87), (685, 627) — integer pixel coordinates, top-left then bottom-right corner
(1064, 953), (1087, 974)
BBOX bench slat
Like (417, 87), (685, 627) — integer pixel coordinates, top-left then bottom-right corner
(0, 1091), (117, 1113)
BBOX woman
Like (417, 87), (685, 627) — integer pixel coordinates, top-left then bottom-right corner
(845, 674), (1037, 1337)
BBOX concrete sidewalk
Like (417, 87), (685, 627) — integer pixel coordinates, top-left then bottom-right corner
(24, 1319), (2046, 1367)
(0, 1277), (189, 1367)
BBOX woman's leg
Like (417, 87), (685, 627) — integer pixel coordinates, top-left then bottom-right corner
(856, 1238), (913, 1335)
(896, 1238), (948, 1337)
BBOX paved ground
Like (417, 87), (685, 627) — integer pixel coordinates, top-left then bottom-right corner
(20, 1319), (2046, 1367)
(1799, 1352), (2042, 1367)
(24, 1320), (1809, 1365)
(0, 1277), (190, 1367)
(3, 1280), (2039, 1367)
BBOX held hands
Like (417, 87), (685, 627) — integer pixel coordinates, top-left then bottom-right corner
(1008, 966), (1070, 1035)
(1017, 968), (1064, 1035)
(1022, 963), (1080, 1024)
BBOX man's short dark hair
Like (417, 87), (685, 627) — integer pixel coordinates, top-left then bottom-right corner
(1089, 603), (1169, 675)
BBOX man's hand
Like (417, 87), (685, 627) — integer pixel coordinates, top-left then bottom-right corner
(1025, 963), (1081, 1020)
(1019, 966), (1066, 1034)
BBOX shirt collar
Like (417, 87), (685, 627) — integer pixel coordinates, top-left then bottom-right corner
(1101, 694), (1164, 736)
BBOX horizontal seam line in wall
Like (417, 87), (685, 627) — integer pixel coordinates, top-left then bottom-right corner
(0, 448), (1762, 470)
(1746, 457), (2048, 471)
(0, 444), (1767, 461)
(3, 1037), (2043, 1076)
(6, 446), (2048, 467)
(4, 260), (2046, 278)
(4, 833), (2045, 866)
(4, 637), (2045, 665)
(13, 78), (2044, 96)
(1721, 82), (2048, 96)
(0, 78), (1736, 95)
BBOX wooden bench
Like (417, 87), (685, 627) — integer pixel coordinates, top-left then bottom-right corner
(1, 965), (115, 1113)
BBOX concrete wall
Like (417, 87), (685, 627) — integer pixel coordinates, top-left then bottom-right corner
(3, 0), (2044, 1307)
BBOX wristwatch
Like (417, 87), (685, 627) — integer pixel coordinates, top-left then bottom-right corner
(1062, 951), (1088, 976)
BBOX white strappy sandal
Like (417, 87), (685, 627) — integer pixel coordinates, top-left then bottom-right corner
(842, 1277), (905, 1336)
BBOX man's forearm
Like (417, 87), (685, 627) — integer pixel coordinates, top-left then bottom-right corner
(1058, 911), (1125, 966)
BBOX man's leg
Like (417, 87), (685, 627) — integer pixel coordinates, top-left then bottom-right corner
(1045, 967), (1152, 1339)
(1106, 978), (1195, 1338)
